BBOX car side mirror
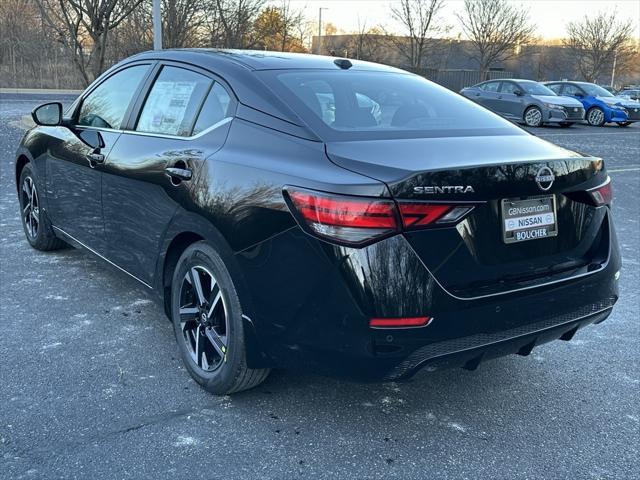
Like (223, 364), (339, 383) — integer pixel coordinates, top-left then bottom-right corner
(78, 129), (105, 150)
(574, 93), (583, 98)
(31, 102), (62, 126)
(514, 90), (524, 96)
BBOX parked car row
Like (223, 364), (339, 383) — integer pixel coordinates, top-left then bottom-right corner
(461, 79), (640, 128)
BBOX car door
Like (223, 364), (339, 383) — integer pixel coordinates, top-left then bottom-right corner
(102, 63), (236, 285)
(496, 81), (524, 119)
(45, 63), (153, 252)
(477, 81), (502, 111)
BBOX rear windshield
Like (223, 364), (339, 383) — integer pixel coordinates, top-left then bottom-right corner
(259, 70), (524, 141)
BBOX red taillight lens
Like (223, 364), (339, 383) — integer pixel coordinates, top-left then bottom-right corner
(286, 188), (399, 246)
(398, 203), (451, 227)
(284, 187), (474, 247)
(588, 177), (612, 206)
(369, 316), (432, 328)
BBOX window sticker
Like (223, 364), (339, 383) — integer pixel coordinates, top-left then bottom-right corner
(138, 81), (197, 135)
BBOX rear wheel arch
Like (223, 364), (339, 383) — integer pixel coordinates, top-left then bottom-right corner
(161, 231), (204, 318)
(158, 214), (267, 369)
(15, 154), (31, 192)
(157, 212), (253, 320)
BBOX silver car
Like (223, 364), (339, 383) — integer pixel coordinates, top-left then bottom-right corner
(460, 79), (585, 127)
(617, 89), (640, 102)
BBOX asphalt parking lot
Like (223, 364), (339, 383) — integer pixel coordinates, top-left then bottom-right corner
(1, 93), (639, 480)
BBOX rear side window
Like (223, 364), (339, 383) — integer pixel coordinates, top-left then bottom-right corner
(137, 66), (211, 136)
(192, 83), (232, 135)
(78, 65), (150, 129)
(261, 70), (522, 141)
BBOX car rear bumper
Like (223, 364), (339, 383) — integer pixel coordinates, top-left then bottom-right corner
(236, 213), (621, 380)
(383, 297), (615, 380)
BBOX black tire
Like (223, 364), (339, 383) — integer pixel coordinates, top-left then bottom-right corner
(171, 241), (270, 395)
(616, 121), (632, 127)
(558, 122), (574, 128)
(586, 107), (606, 126)
(18, 163), (66, 251)
(523, 106), (543, 127)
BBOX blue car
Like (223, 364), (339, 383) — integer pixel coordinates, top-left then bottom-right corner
(545, 81), (640, 127)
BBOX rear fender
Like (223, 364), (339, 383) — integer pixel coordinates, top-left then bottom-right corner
(155, 209), (270, 368)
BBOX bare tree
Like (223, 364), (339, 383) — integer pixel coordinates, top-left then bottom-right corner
(564, 11), (635, 83)
(457, 0), (535, 78)
(34, 0), (144, 85)
(389, 0), (447, 70)
(347, 19), (389, 63)
(161, 0), (207, 48)
(209, 0), (266, 48)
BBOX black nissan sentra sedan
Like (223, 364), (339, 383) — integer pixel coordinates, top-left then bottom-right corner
(16, 50), (620, 394)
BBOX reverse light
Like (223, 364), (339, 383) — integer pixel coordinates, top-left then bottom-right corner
(284, 187), (474, 247)
(587, 177), (612, 206)
(369, 316), (433, 328)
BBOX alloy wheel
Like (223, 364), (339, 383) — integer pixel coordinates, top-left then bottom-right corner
(525, 108), (542, 127)
(21, 176), (39, 239)
(587, 108), (605, 126)
(178, 266), (228, 372)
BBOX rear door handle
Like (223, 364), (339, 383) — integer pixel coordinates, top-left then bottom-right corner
(165, 167), (193, 182)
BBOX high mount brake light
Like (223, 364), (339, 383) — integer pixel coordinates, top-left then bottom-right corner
(587, 177), (612, 206)
(284, 187), (473, 247)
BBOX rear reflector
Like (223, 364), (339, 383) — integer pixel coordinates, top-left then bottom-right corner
(369, 316), (432, 328)
(284, 187), (474, 247)
(587, 176), (612, 206)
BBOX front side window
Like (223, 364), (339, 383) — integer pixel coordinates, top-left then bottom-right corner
(137, 66), (212, 136)
(500, 82), (518, 94)
(78, 65), (150, 129)
(481, 81), (500, 92)
(260, 70), (522, 141)
(563, 84), (584, 96)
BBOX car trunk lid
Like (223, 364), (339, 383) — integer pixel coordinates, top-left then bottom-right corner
(326, 134), (610, 298)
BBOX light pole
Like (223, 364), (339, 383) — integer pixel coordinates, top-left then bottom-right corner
(317, 7), (328, 55)
(610, 50), (618, 88)
(153, 0), (162, 50)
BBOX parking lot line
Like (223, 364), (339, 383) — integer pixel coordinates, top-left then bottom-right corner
(608, 167), (640, 173)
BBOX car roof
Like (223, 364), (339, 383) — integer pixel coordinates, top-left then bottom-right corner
(111, 49), (407, 141)
(129, 48), (404, 73)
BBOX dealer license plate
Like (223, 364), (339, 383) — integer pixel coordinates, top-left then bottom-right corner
(501, 196), (558, 244)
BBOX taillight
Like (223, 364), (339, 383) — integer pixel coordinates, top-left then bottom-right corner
(284, 187), (473, 247)
(587, 177), (612, 206)
(286, 188), (399, 246)
(398, 203), (474, 228)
